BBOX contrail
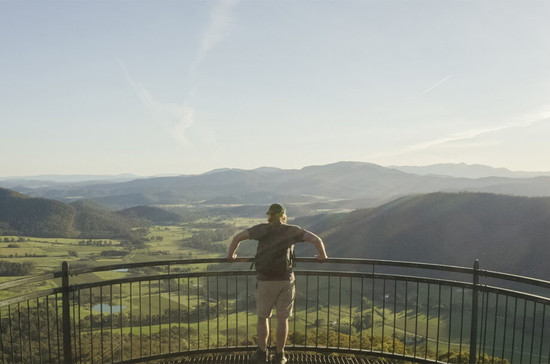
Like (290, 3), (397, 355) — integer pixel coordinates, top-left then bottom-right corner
(422, 75), (452, 95)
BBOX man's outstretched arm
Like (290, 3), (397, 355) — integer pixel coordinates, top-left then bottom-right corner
(303, 230), (328, 261)
(226, 229), (250, 260)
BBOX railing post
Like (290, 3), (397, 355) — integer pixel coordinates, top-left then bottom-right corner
(469, 259), (480, 364)
(61, 261), (73, 364)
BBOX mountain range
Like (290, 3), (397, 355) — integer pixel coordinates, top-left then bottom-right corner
(2, 160), (550, 278)
(2, 162), (550, 214)
(391, 163), (550, 179)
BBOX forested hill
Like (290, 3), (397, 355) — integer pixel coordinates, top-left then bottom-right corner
(0, 187), (77, 237)
(295, 192), (550, 279)
(0, 187), (176, 238)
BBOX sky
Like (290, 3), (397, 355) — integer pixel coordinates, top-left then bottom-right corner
(1, 0), (550, 178)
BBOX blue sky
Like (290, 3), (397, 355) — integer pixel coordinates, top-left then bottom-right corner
(1, 0), (550, 177)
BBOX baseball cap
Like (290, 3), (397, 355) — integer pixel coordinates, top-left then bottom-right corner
(266, 203), (285, 215)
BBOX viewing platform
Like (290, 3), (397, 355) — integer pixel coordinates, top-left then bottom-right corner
(1, 257), (550, 364)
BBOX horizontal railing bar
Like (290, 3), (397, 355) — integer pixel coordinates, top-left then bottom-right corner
(0, 287), (62, 308)
(69, 268), (474, 293)
(68, 258), (233, 275)
(296, 257), (474, 275)
(480, 269), (550, 289)
(296, 270), (474, 288)
(71, 270), (258, 290)
(481, 284), (550, 304)
(0, 271), (61, 290)
(66, 257), (474, 277)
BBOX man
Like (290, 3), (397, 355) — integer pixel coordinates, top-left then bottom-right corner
(227, 203), (328, 364)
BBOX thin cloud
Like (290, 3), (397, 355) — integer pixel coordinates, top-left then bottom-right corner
(367, 110), (550, 160)
(119, 59), (195, 144)
(200, 0), (240, 56)
(172, 107), (196, 144)
(119, 0), (241, 146)
(190, 0), (241, 83)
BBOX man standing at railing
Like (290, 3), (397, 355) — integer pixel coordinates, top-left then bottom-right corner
(227, 203), (328, 364)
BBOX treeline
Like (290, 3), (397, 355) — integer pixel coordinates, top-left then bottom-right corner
(118, 205), (182, 225)
(1, 236), (28, 243)
(0, 260), (35, 276)
(78, 239), (116, 246)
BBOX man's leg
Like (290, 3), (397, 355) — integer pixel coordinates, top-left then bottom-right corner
(257, 317), (269, 351)
(250, 317), (269, 364)
(253, 281), (276, 363)
(273, 279), (294, 364)
(276, 315), (289, 353)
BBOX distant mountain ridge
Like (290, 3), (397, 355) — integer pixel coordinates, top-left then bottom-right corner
(0, 174), (141, 189)
(2, 162), (550, 212)
(391, 163), (550, 179)
(295, 192), (550, 279)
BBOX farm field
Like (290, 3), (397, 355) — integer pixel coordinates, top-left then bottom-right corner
(0, 217), (265, 302)
(0, 217), (263, 274)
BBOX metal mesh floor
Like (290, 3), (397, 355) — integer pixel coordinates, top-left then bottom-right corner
(162, 353), (398, 364)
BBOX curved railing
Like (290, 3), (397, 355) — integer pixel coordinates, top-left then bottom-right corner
(1, 258), (550, 364)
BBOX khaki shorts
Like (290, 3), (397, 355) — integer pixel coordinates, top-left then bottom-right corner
(256, 279), (296, 319)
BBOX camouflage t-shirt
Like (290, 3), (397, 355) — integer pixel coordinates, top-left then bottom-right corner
(248, 223), (306, 281)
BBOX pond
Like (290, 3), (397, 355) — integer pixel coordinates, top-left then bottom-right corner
(92, 304), (126, 313)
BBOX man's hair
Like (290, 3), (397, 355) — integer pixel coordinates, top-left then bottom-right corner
(266, 203), (285, 216)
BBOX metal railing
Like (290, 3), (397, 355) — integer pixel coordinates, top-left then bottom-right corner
(1, 258), (550, 364)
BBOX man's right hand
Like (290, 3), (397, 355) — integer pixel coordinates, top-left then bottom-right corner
(315, 254), (328, 262)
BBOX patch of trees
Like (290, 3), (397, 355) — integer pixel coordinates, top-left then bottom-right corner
(117, 205), (182, 225)
(0, 222), (11, 235)
(183, 224), (236, 254)
(185, 224), (236, 246)
(78, 239), (115, 246)
(145, 235), (164, 242)
(72, 200), (136, 239)
(0, 253), (45, 258)
(2, 237), (27, 243)
(0, 260), (35, 276)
